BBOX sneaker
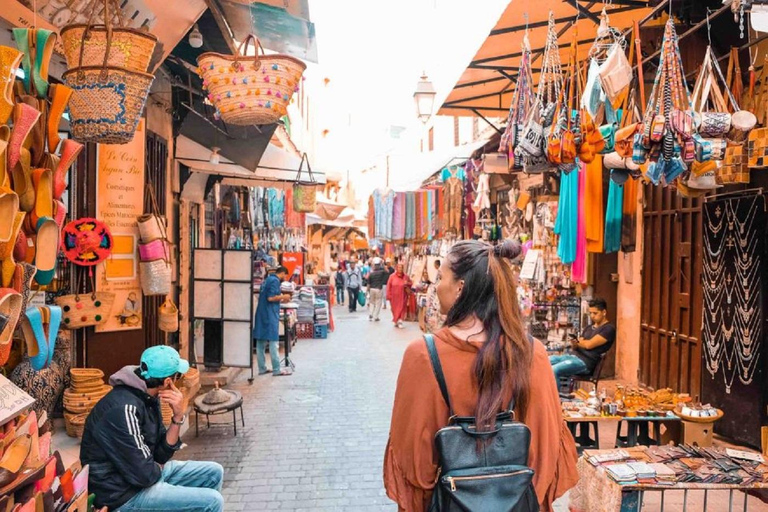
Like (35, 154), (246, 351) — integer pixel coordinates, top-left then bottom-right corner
(397, 320), (403, 328)
(375, 318), (380, 322)
(368, 316), (373, 321)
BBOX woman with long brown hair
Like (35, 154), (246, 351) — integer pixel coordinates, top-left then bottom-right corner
(384, 240), (578, 511)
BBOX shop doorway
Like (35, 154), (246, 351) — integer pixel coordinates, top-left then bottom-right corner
(640, 185), (704, 396)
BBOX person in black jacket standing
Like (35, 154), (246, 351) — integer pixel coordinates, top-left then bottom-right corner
(80, 346), (224, 512)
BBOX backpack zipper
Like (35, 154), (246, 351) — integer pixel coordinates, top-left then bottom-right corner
(446, 469), (531, 492)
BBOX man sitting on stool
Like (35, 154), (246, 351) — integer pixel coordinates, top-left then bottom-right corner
(550, 298), (616, 381)
(80, 346), (224, 512)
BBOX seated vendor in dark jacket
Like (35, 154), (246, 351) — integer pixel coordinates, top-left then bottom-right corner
(549, 298), (616, 381)
(80, 346), (223, 512)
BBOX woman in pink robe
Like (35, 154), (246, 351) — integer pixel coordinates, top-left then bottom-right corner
(387, 263), (412, 328)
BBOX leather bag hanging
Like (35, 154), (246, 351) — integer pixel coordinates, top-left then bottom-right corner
(292, 153), (318, 213)
(722, 47), (757, 142)
(691, 46), (733, 138)
(520, 12), (562, 173)
(55, 272), (115, 329)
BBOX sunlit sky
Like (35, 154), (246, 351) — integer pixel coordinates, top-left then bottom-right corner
(308, 0), (509, 173)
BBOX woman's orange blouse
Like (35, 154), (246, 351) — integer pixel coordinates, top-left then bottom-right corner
(384, 327), (579, 511)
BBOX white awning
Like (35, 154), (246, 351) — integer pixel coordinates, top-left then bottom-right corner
(176, 136), (325, 197)
(388, 138), (490, 191)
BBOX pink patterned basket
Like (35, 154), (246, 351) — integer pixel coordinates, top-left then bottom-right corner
(138, 239), (169, 262)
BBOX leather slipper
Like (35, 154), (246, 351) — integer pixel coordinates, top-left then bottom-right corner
(11, 147), (34, 214)
(0, 434), (31, 488)
(0, 188), (19, 242)
(32, 218), (58, 286)
(0, 140), (9, 189)
(30, 169), (52, 227)
(11, 29), (32, 95)
(9, 103), (41, 171)
(43, 306), (60, 368)
(53, 139), (82, 200)
(32, 30), (56, 100)
(0, 288), (22, 364)
(0, 212), (25, 287)
(46, 85), (72, 154)
(0, 46), (22, 125)
(18, 96), (45, 168)
(22, 307), (46, 371)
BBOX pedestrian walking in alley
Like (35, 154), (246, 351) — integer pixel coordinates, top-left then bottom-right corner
(254, 266), (292, 376)
(345, 260), (363, 312)
(334, 267), (346, 306)
(80, 346), (225, 512)
(383, 259), (395, 310)
(367, 258), (389, 321)
(384, 240), (579, 511)
(424, 259), (446, 333)
(386, 262), (412, 328)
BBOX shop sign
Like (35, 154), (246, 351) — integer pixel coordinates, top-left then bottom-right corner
(95, 120), (146, 332)
(282, 252), (304, 284)
(0, 374), (34, 426)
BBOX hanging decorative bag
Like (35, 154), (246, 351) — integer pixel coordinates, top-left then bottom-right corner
(747, 127), (768, 169)
(197, 35), (306, 126)
(61, 0), (153, 144)
(292, 153), (318, 212)
(520, 12), (562, 167)
(140, 259), (171, 296)
(158, 298), (179, 333)
(499, 33), (534, 169)
(691, 46), (733, 138)
(722, 47), (757, 143)
(719, 145), (750, 184)
(138, 239), (170, 262)
(55, 272), (115, 329)
(60, 0), (157, 73)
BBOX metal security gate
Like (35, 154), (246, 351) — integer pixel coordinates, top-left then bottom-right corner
(640, 184), (704, 395)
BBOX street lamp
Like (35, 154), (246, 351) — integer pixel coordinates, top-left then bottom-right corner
(413, 73), (436, 124)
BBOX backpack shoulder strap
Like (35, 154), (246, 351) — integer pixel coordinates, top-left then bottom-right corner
(423, 334), (455, 417)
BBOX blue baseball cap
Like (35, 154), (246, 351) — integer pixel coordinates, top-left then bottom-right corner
(139, 345), (190, 379)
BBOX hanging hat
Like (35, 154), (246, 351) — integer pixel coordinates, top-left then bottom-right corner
(61, 218), (113, 266)
(687, 170), (723, 191)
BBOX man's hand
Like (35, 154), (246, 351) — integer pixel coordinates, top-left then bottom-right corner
(281, 294), (292, 303)
(158, 381), (187, 420)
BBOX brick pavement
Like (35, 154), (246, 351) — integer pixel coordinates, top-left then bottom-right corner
(177, 306), (415, 511)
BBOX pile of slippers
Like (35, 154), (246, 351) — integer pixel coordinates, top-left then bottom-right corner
(0, 29), (83, 367)
(0, 409), (101, 510)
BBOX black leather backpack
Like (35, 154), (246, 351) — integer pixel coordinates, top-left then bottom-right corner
(424, 334), (539, 512)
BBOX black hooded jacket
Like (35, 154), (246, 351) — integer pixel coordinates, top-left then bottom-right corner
(79, 366), (182, 510)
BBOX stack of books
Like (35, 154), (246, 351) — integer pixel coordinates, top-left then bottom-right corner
(627, 462), (656, 483)
(605, 464), (638, 484)
(585, 449), (630, 466)
(649, 463), (677, 485)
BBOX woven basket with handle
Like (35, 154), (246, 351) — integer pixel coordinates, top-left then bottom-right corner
(60, 0), (157, 74)
(197, 35), (306, 126)
(61, 0), (153, 144)
(158, 298), (179, 332)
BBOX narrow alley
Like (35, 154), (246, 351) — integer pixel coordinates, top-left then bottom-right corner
(176, 307), (415, 511)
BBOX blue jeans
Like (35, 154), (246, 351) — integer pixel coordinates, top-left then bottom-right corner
(256, 339), (281, 375)
(117, 460), (223, 512)
(549, 354), (589, 381)
(336, 286), (345, 305)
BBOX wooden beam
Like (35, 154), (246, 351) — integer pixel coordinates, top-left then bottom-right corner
(205, 0), (238, 54)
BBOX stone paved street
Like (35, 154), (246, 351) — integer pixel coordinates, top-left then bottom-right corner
(177, 306), (415, 511)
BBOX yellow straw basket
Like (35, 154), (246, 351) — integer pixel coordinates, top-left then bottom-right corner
(197, 35), (305, 126)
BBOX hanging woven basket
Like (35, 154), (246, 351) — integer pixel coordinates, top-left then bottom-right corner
(197, 35), (306, 126)
(158, 298), (179, 332)
(60, 0), (157, 73)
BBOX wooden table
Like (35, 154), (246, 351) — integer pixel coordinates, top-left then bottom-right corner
(570, 456), (768, 512)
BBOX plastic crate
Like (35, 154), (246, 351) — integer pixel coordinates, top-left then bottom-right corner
(313, 324), (328, 339)
(296, 322), (314, 339)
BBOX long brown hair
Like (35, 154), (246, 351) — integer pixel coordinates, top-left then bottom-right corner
(443, 240), (532, 430)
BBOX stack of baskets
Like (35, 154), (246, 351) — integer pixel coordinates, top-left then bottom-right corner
(63, 368), (112, 438)
(137, 186), (171, 297)
(60, 0), (156, 144)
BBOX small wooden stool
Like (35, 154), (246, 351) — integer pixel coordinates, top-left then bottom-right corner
(193, 390), (245, 437)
